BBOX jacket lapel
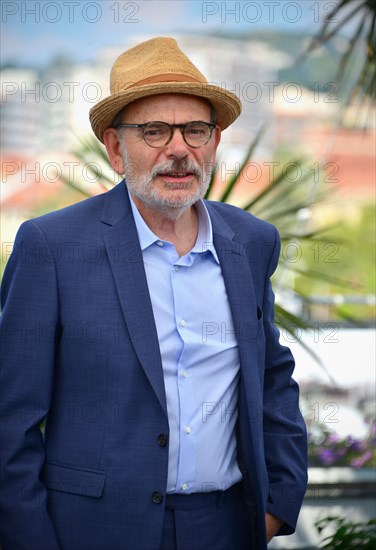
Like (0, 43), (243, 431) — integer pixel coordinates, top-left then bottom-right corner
(206, 203), (262, 399)
(101, 183), (167, 415)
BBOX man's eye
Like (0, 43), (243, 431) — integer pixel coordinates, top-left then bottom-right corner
(144, 129), (161, 136)
(144, 124), (169, 139)
(186, 127), (207, 140)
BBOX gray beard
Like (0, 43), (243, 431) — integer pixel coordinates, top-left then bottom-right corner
(120, 143), (213, 220)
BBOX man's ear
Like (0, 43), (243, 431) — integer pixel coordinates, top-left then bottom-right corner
(103, 128), (125, 175)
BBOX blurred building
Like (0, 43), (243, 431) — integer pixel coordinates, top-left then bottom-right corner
(0, 68), (42, 156)
(39, 60), (107, 152)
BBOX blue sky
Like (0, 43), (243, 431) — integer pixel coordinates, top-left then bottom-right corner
(1, 0), (338, 67)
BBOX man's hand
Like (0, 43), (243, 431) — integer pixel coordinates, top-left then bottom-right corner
(265, 512), (284, 544)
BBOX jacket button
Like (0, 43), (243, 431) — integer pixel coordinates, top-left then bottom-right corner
(152, 491), (163, 504)
(157, 433), (168, 447)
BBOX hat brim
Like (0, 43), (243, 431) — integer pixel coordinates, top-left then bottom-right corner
(89, 82), (242, 142)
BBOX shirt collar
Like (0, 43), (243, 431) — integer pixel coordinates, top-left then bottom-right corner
(127, 188), (219, 263)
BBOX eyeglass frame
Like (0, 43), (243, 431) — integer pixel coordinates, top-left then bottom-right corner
(113, 120), (217, 148)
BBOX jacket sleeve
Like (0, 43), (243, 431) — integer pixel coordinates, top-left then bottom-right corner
(262, 227), (308, 535)
(0, 221), (61, 549)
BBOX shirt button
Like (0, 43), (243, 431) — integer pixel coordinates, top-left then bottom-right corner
(156, 241), (163, 247)
(174, 266), (179, 272)
(181, 483), (188, 491)
(181, 320), (186, 326)
(157, 433), (168, 447)
(151, 491), (163, 504)
(182, 371), (188, 378)
(185, 426), (192, 434)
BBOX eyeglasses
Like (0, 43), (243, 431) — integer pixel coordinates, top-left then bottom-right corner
(114, 121), (216, 148)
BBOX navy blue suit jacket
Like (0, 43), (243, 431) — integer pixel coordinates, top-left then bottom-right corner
(0, 182), (307, 549)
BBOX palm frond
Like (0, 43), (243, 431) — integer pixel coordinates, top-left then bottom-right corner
(274, 304), (338, 385)
(299, 0), (376, 106)
(292, 266), (362, 290)
(218, 126), (265, 203)
(242, 158), (306, 212)
(205, 125), (266, 201)
(59, 176), (93, 198)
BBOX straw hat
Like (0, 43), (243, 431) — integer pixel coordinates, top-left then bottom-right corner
(89, 37), (242, 142)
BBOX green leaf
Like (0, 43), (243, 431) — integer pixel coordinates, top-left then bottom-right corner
(59, 176), (92, 198)
(217, 124), (266, 203)
(242, 158), (306, 212)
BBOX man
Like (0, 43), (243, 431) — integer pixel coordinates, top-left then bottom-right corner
(0, 37), (307, 549)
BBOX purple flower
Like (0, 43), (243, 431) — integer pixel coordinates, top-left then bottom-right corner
(350, 451), (372, 468)
(328, 433), (340, 444)
(320, 449), (338, 465)
(350, 439), (366, 452)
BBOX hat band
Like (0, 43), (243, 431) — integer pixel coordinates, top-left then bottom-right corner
(111, 73), (205, 93)
(136, 73), (205, 85)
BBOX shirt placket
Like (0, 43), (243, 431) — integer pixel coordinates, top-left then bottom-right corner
(171, 253), (197, 492)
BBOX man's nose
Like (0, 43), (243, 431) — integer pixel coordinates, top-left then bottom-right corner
(164, 127), (190, 158)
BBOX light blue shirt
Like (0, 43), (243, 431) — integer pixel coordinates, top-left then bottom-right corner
(128, 191), (242, 493)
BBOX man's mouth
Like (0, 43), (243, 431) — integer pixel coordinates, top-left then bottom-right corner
(158, 171), (195, 183)
(158, 171), (195, 189)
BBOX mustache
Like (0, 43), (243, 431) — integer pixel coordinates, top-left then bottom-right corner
(150, 159), (203, 178)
